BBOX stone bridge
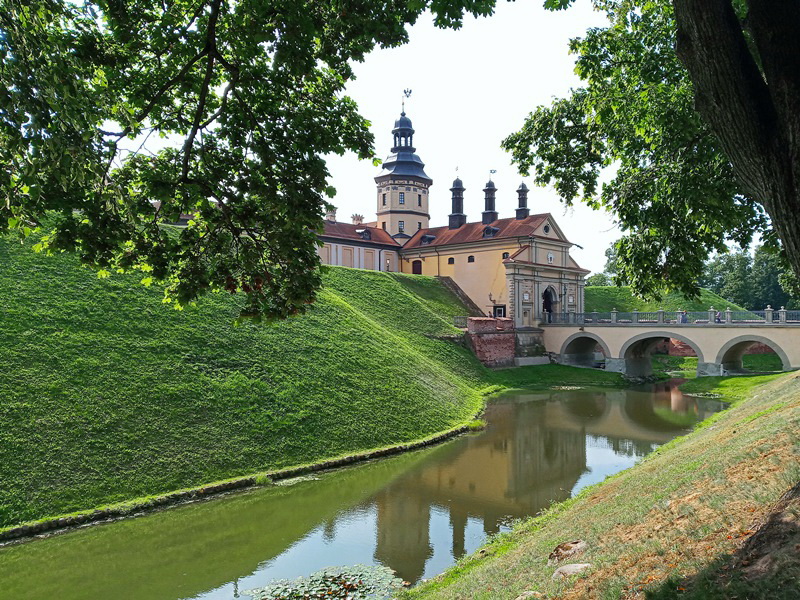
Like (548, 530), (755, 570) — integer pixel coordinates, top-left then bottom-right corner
(538, 308), (800, 377)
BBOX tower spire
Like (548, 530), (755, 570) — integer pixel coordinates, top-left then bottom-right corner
(402, 88), (412, 115)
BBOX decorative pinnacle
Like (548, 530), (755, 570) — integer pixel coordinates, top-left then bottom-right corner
(402, 88), (412, 115)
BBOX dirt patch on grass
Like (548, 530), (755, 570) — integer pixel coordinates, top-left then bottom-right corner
(727, 481), (800, 582)
(560, 434), (798, 599)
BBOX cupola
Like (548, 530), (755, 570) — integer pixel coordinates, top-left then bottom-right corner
(516, 182), (530, 219)
(482, 179), (498, 224)
(448, 176), (467, 229)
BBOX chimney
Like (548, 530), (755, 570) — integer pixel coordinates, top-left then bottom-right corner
(515, 182), (530, 219)
(482, 179), (498, 224)
(351, 213), (364, 225)
(325, 207), (337, 222)
(448, 177), (467, 229)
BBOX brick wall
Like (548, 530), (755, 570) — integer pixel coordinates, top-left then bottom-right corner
(466, 317), (516, 367)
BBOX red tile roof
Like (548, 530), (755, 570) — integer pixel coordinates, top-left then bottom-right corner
(402, 214), (550, 249)
(320, 221), (400, 246)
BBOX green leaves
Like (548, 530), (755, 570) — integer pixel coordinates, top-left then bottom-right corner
(2, 0), (500, 319)
(503, 0), (768, 300)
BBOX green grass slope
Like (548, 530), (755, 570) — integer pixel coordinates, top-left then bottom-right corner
(585, 286), (747, 312)
(0, 235), (496, 528)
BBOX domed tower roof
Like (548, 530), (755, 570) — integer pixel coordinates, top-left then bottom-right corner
(376, 111), (431, 183)
(393, 112), (414, 132)
(450, 176), (464, 190)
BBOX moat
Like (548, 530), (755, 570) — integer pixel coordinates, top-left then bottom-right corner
(0, 380), (724, 599)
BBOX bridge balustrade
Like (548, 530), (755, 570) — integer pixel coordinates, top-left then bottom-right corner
(545, 308), (800, 326)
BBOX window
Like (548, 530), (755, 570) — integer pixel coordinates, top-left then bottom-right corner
(543, 224), (551, 234)
(417, 222), (422, 230)
(381, 222), (386, 230)
(398, 220), (405, 232)
(406, 187), (411, 191)
(382, 193), (386, 206)
(502, 252), (510, 259)
(547, 252), (554, 264)
(467, 255), (475, 263)
(493, 305), (506, 318)
(447, 257), (455, 265)
(399, 192), (405, 204)
(417, 194), (422, 206)
(412, 260), (422, 275)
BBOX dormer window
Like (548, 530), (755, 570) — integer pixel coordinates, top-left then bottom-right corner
(356, 229), (371, 240)
(483, 226), (500, 238)
(420, 234), (436, 246)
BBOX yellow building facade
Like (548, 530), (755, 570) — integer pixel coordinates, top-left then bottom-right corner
(319, 110), (589, 326)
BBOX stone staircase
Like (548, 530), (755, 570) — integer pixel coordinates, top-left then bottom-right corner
(437, 276), (484, 317)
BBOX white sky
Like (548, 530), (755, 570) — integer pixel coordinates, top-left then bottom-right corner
(325, 1), (620, 275)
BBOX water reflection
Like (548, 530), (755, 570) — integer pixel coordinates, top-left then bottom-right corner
(0, 381), (723, 599)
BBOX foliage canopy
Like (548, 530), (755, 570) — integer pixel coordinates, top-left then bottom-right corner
(0, 0), (494, 319)
(504, 0), (800, 300)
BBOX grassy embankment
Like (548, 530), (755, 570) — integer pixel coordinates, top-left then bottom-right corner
(402, 372), (800, 599)
(0, 235), (624, 531)
(584, 286), (746, 313)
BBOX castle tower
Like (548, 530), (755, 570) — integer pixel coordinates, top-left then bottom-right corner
(375, 110), (433, 241)
(448, 176), (467, 229)
(482, 179), (498, 224)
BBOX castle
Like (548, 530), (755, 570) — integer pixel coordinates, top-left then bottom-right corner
(318, 110), (588, 326)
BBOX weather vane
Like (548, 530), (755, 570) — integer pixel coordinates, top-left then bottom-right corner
(402, 88), (412, 113)
(490, 169), (497, 178)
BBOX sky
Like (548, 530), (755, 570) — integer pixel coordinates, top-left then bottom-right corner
(324, 1), (620, 275)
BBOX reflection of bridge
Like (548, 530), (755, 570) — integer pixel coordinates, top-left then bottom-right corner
(540, 311), (800, 376)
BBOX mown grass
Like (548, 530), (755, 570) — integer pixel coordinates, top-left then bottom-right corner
(585, 286), (746, 312)
(0, 234), (493, 528)
(401, 372), (800, 599)
(0, 236), (627, 530)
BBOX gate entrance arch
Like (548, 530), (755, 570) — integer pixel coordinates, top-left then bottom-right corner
(617, 332), (705, 378)
(715, 335), (790, 373)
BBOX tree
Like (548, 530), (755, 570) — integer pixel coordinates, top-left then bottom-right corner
(700, 246), (794, 309)
(0, 0), (495, 320)
(701, 250), (753, 308)
(504, 0), (798, 301)
(586, 272), (611, 286)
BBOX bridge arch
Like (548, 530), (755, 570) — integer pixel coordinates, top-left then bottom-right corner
(559, 332), (611, 369)
(715, 335), (790, 373)
(619, 331), (705, 378)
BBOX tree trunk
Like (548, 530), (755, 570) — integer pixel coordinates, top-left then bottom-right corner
(673, 0), (800, 276)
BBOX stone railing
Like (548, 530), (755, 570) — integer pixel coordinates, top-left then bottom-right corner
(453, 315), (469, 328)
(543, 306), (800, 326)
